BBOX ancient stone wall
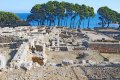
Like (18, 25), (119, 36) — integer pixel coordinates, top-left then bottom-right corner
(0, 36), (15, 43)
(89, 43), (120, 53)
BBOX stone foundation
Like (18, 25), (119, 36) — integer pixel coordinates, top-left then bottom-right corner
(89, 43), (120, 53)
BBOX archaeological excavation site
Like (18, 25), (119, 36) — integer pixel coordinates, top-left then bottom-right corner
(0, 26), (120, 80)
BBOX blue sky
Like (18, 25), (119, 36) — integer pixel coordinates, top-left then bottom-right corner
(0, 0), (120, 13)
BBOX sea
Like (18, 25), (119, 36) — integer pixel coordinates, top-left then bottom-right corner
(16, 13), (119, 29)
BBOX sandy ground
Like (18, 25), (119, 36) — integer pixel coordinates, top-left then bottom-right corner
(0, 66), (87, 80)
(101, 53), (120, 63)
(45, 50), (104, 65)
(83, 50), (104, 64)
(46, 51), (79, 64)
(82, 31), (114, 41)
(0, 48), (12, 64)
(1, 66), (120, 80)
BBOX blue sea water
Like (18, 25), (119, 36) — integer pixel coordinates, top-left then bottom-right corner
(16, 13), (119, 29)
(16, 13), (30, 20)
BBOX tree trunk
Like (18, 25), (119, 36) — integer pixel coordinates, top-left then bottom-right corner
(87, 17), (90, 29)
(58, 17), (60, 26)
(41, 20), (44, 25)
(65, 17), (68, 27)
(49, 20), (52, 26)
(47, 20), (49, 26)
(64, 18), (66, 27)
(70, 19), (72, 28)
(53, 20), (55, 26)
(40, 20), (42, 25)
(118, 24), (120, 29)
(60, 19), (62, 26)
(107, 21), (110, 28)
(75, 20), (79, 28)
(102, 20), (104, 28)
(77, 19), (81, 29)
(83, 20), (84, 29)
(73, 18), (75, 28)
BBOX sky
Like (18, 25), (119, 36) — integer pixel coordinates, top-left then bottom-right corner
(0, 0), (120, 13)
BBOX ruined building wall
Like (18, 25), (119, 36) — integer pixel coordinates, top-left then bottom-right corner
(89, 43), (120, 53)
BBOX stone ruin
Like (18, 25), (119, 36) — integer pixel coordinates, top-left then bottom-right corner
(10, 42), (30, 69)
(0, 55), (6, 71)
(89, 43), (120, 53)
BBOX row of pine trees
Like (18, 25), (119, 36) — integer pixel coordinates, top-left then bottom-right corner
(0, 1), (119, 28)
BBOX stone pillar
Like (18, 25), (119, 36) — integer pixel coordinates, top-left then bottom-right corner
(43, 43), (47, 64)
(0, 55), (6, 70)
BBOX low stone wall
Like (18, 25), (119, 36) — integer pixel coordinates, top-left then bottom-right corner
(0, 43), (22, 48)
(0, 44), (10, 48)
(0, 36), (15, 43)
(89, 43), (120, 53)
